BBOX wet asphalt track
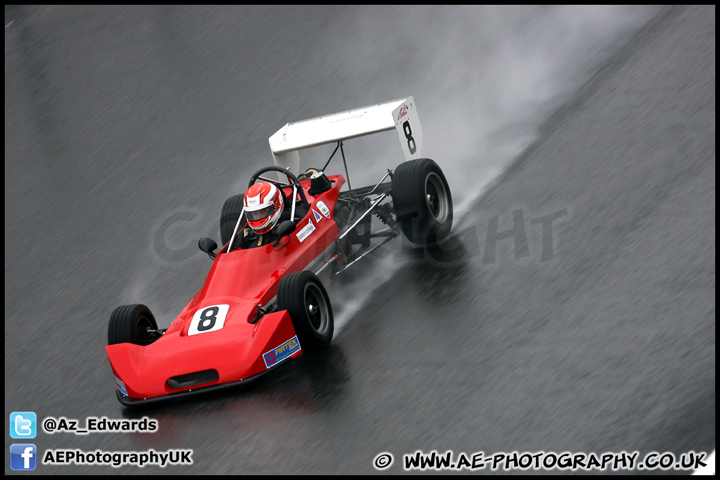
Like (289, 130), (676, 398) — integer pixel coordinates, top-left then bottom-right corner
(5, 5), (715, 475)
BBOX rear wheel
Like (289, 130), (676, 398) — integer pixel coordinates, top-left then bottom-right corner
(220, 194), (245, 247)
(391, 158), (453, 245)
(108, 304), (158, 346)
(277, 271), (333, 352)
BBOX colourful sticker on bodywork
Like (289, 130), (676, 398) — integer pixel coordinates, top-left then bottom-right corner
(316, 200), (331, 218)
(312, 209), (322, 222)
(263, 336), (301, 368)
(114, 376), (128, 396)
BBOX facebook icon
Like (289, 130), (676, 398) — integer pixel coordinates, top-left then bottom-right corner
(10, 444), (37, 471)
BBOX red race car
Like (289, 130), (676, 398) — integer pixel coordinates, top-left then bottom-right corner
(105, 97), (453, 405)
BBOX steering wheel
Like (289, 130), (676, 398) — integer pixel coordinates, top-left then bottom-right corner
(248, 166), (310, 213)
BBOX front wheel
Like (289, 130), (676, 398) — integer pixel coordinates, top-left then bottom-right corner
(391, 158), (453, 245)
(220, 194), (245, 248)
(277, 271), (333, 352)
(108, 304), (159, 346)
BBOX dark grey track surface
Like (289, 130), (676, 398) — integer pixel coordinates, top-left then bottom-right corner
(5, 5), (714, 474)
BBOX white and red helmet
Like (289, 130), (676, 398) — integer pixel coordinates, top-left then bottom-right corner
(244, 182), (284, 234)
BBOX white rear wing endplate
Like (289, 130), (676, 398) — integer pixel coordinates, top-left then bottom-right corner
(268, 96), (422, 175)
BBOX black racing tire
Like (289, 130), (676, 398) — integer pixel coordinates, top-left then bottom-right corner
(220, 194), (245, 247)
(277, 271), (333, 352)
(391, 158), (453, 245)
(108, 304), (158, 346)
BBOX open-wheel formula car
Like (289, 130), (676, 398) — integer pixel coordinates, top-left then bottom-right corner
(105, 97), (453, 405)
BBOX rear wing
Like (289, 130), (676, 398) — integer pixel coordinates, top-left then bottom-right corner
(268, 96), (422, 175)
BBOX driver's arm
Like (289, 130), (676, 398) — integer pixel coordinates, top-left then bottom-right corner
(232, 227), (254, 250)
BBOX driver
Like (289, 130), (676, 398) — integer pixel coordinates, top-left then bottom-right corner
(238, 182), (286, 248)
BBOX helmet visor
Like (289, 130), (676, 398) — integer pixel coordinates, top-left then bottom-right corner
(246, 205), (275, 222)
